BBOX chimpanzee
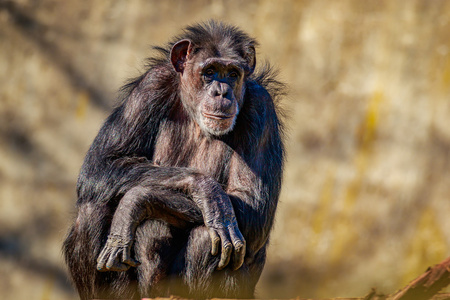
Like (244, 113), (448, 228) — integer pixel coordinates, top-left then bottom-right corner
(63, 20), (285, 300)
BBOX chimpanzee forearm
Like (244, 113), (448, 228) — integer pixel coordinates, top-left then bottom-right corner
(225, 145), (282, 260)
(228, 192), (276, 257)
(97, 164), (246, 272)
(113, 166), (229, 227)
(108, 187), (202, 238)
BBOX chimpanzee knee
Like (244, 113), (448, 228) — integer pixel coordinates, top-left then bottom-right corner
(134, 220), (187, 297)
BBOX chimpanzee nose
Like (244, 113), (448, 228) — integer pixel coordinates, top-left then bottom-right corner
(210, 82), (229, 98)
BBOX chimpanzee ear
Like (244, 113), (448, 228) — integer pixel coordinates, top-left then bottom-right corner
(170, 39), (192, 73)
(244, 45), (256, 75)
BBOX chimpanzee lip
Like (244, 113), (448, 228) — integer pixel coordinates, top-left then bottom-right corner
(202, 112), (234, 120)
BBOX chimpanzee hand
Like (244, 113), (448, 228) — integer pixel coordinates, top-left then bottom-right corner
(207, 211), (246, 271)
(198, 181), (246, 271)
(96, 234), (140, 272)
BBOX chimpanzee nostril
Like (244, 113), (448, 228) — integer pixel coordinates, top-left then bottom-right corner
(222, 90), (228, 98)
(215, 89), (224, 97)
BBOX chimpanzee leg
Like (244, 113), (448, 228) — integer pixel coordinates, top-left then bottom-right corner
(175, 226), (255, 299)
(134, 219), (187, 297)
(63, 203), (140, 300)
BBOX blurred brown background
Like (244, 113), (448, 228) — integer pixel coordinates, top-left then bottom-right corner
(1, 0), (449, 299)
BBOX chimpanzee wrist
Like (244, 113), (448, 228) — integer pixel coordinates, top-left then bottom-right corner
(105, 234), (134, 247)
(109, 203), (147, 239)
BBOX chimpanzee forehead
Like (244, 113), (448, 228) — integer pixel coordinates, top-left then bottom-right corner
(197, 44), (239, 59)
(199, 57), (245, 71)
(193, 44), (250, 73)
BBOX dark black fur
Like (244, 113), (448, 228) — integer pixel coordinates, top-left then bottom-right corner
(63, 21), (285, 300)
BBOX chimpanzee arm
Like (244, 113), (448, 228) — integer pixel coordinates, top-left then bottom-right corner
(227, 151), (282, 264)
(96, 165), (246, 272)
(227, 94), (284, 266)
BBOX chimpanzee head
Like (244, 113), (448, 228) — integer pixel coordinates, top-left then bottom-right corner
(170, 21), (256, 136)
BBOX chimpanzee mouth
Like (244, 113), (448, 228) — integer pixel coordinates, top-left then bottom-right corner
(202, 112), (234, 120)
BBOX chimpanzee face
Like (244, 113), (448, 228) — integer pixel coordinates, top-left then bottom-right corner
(170, 39), (251, 136)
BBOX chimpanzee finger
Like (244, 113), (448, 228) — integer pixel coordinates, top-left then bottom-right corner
(96, 247), (110, 271)
(217, 241), (232, 270)
(229, 226), (246, 270)
(105, 248), (120, 270)
(97, 262), (107, 272)
(232, 241), (246, 270)
(229, 225), (245, 249)
(107, 259), (130, 272)
(230, 231), (246, 270)
(122, 247), (140, 267)
(208, 229), (221, 256)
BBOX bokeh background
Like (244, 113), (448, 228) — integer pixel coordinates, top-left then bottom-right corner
(1, 0), (449, 299)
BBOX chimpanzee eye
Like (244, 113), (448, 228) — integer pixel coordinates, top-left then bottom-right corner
(204, 68), (215, 76)
(228, 71), (239, 79)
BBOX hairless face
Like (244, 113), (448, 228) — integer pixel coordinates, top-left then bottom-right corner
(171, 39), (255, 136)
